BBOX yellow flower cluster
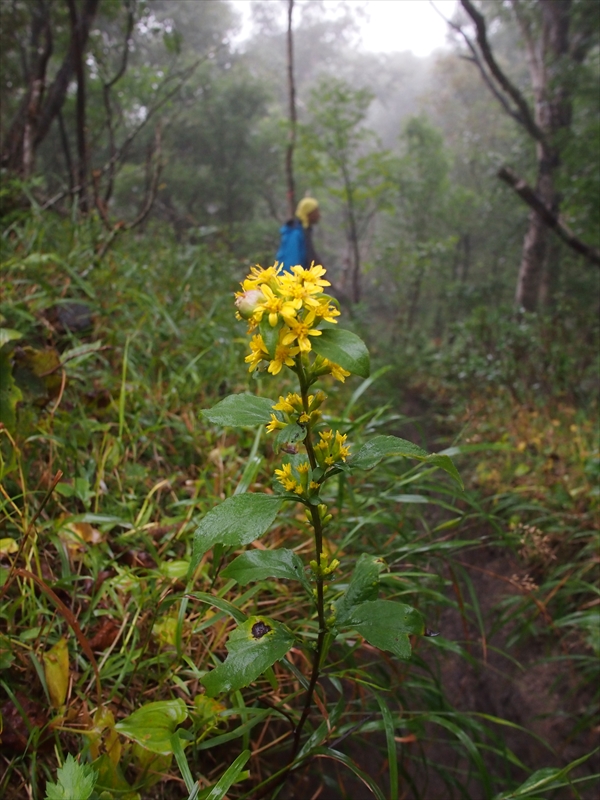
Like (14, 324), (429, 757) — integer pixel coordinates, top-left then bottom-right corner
(314, 430), (350, 468)
(266, 391), (326, 433)
(236, 263), (348, 378)
(309, 552), (340, 578)
(274, 461), (321, 497)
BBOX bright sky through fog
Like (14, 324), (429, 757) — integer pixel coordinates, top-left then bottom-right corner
(229, 1), (457, 57)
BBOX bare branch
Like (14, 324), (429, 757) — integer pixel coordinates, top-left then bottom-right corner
(95, 126), (163, 260)
(40, 55), (210, 212)
(498, 166), (600, 267)
(285, 0), (297, 219)
(451, 24), (524, 124)
(460, 0), (546, 145)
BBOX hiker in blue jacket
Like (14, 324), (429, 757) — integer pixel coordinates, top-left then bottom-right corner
(276, 197), (322, 272)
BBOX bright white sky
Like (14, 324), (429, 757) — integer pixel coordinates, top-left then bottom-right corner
(229, 0), (457, 57)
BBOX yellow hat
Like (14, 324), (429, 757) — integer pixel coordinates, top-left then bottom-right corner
(296, 197), (319, 228)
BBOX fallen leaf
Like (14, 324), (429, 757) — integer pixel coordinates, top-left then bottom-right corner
(43, 637), (70, 708)
(88, 618), (121, 651)
(1, 694), (49, 753)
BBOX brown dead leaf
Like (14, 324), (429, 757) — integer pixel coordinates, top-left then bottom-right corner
(119, 550), (157, 569)
(88, 618), (121, 651)
(0, 693), (50, 753)
(58, 522), (104, 556)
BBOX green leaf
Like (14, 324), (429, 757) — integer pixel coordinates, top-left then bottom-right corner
(273, 422), (306, 451)
(0, 351), (22, 432)
(43, 636), (69, 708)
(259, 316), (283, 359)
(493, 748), (598, 798)
(90, 753), (138, 799)
(170, 732), (195, 793)
(350, 435), (428, 469)
(115, 699), (188, 755)
(427, 453), (464, 490)
(339, 599), (425, 659)
(375, 694), (398, 800)
(186, 592), (248, 624)
(312, 328), (370, 378)
(202, 394), (276, 427)
(309, 748), (386, 800)
(350, 435), (463, 489)
(201, 616), (294, 697)
(221, 548), (310, 591)
(201, 750), (251, 800)
(189, 494), (284, 575)
(45, 754), (98, 800)
(335, 554), (385, 623)
(0, 328), (22, 350)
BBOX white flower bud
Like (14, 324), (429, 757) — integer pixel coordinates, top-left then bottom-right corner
(235, 289), (264, 320)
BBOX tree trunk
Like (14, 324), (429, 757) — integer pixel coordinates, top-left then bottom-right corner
(2, 0), (53, 176)
(515, 155), (557, 309)
(68, 0), (89, 212)
(348, 207), (361, 304)
(513, 0), (571, 310)
(459, 0), (588, 310)
(0, 0), (100, 177)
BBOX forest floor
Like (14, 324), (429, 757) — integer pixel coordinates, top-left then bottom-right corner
(2, 233), (598, 800)
(282, 385), (599, 799)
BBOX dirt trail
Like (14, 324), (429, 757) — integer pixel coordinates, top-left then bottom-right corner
(282, 387), (599, 799)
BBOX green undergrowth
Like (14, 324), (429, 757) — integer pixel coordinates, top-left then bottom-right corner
(1, 216), (598, 799)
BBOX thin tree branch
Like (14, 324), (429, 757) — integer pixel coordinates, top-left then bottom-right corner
(95, 125), (163, 260)
(498, 166), (600, 267)
(460, 0), (547, 145)
(40, 56), (208, 212)
(34, 0), (100, 148)
(285, 0), (297, 219)
(436, 3), (524, 126)
(67, 0), (89, 212)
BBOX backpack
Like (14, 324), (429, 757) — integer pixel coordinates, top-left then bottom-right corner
(275, 219), (306, 272)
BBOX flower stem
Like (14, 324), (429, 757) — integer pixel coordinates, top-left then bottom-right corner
(289, 360), (327, 756)
(254, 361), (329, 799)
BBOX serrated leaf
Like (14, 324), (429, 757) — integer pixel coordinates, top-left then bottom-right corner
(115, 699), (188, 755)
(221, 548), (310, 591)
(350, 435), (463, 489)
(335, 554), (385, 623)
(189, 494), (284, 575)
(44, 754), (97, 800)
(273, 422), (306, 451)
(43, 637), (69, 708)
(202, 394), (276, 427)
(312, 328), (370, 378)
(339, 599), (425, 659)
(201, 616), (294, 697)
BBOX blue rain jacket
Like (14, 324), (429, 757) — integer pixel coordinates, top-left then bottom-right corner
(275, 219), (306, 273)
